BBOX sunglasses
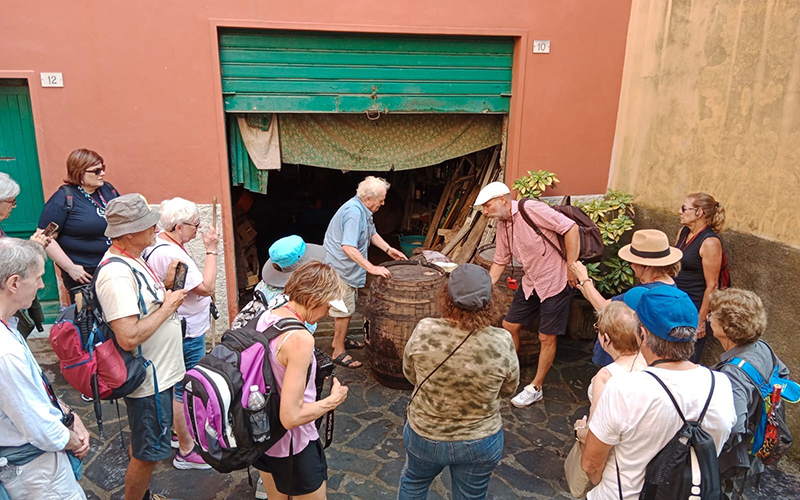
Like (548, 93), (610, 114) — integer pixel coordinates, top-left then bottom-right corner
(680, 205), (699, 213)
(85, 164), (106, 175)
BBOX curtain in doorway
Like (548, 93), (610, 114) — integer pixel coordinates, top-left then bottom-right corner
(278, 113), (503, 171)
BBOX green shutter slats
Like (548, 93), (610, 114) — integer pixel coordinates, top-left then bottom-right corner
(219, 29), (513, 113)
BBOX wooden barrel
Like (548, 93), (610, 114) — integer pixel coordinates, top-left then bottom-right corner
(363, 260), (446, 389)
(472, 244), (541, 366)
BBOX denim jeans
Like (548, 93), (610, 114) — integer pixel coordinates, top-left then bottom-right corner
(398, 424), (503, 500)
(173, 332), (206, 403)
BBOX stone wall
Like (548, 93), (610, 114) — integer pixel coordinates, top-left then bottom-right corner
(610, 0), (800, 246)
(635, 204), (800, 460)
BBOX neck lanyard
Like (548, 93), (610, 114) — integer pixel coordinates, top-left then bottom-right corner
(78, 185), (108, 210)
(679, 225), (708, 250)
(112, 245), (164, 291)
(284, 305), (305, 323)
(163, 232), (188, 254)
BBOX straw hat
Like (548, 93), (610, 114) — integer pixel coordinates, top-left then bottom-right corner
(618, 229), (683, 266)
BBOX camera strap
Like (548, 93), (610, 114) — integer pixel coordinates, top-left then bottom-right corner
(406, 328), (477, 416)
(323, 410), (334, 449)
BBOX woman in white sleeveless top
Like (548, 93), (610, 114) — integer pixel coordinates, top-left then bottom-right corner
(574, 301), (647, 442)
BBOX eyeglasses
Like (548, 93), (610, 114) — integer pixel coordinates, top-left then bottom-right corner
(85, 164), (106, 175)
(173, 221), (201, 231)
(188, 221), (201, 229)
(680, 205), (698, 212)
(3, 199), (16, 208)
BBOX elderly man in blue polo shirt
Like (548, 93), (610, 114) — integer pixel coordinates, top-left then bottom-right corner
(324, 176), (407, 368)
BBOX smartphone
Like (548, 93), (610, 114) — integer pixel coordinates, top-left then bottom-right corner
(173, 262), (189, 291)
(43, 222), (59, 238)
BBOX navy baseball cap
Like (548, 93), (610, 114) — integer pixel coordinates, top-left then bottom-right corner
(631, 286), (698, 342)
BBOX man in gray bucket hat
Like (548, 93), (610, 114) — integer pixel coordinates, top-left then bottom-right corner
(94, 194), (188, 500)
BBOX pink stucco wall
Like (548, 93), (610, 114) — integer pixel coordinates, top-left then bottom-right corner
(1, 0), (633, 315)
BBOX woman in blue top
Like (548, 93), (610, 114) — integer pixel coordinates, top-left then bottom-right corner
(38, 149), (120, 301)
(571, 229), (682, 366)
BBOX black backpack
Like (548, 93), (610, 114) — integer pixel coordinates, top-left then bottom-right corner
(518, 197), (605, 263)
(637, 368), (721, 500)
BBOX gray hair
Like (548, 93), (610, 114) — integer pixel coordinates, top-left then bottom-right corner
(0, 238), (46, 289)
(356, 176), (390, 201)
(159, 197), (199, 230)
(641, 321), (696, 361)
(0, 172), (20, 202)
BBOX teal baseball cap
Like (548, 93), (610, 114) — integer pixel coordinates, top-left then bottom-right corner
(630, 286), (698, 342)
(262, 235), (326, 287)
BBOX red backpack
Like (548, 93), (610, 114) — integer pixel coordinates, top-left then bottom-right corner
(49, 257), (154, 436)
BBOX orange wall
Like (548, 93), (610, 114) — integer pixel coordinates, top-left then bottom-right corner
(1, 0), (632, 200)
(2, 1), (632, 316)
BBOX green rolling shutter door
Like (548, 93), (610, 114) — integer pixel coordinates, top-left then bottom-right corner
(220, 30), (513, 114)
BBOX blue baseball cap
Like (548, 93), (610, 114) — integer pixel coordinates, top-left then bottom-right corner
(631, 286), (698, 342)
(262, 235), (326, 287)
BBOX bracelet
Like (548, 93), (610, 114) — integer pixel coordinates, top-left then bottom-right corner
(577, 278), (591, 287)
(385, 246), (391, 253)
(206, 251), (217, 255)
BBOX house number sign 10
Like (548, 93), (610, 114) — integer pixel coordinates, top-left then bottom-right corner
(40, 73), (64, 87)
(533, 40), (551, 54)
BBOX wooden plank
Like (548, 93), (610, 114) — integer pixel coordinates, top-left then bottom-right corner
(221, 63), (512, 82)
(453, 215), (490, 264)
(219, 49), (513, 68)
(219, 31), (515, 55)
(224, 95), (510, 114)
(222, 80), (511, 96)
(424, 176), (455, 247)
(441, 217), (475, 255)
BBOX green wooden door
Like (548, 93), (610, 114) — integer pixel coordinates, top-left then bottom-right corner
(0, 81), (60, 320)
(220, 30), (514, 113)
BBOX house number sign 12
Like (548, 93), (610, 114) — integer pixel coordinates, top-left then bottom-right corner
(40, 73), (64, 87)
(533, 40), (551, 54)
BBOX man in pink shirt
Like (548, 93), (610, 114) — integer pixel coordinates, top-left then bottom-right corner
(475, 182), (580, 407)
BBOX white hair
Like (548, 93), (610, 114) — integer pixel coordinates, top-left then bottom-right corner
(0, 172), (20, 202)
(159, 197), (199, 230)
(0, 238), (45, 289)
(356, 176), (390, 201)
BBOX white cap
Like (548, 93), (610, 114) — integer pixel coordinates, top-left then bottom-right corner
(474, 182), (511, 207)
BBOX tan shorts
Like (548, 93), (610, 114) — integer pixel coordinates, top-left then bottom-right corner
(329, 284), (358, 318)
(1, 451), (87, 500)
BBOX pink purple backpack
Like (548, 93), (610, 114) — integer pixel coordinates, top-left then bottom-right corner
(183, 315), (306, 473)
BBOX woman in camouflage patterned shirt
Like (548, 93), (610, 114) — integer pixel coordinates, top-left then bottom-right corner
(399, 264), (520, 500)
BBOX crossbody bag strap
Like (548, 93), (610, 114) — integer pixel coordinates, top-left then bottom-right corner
(518, 198), (566, 260)
(407, 328), (477, 411)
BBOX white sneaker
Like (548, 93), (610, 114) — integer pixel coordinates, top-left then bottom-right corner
(511, 384), (543, 407)
(255, 477), (268, 499)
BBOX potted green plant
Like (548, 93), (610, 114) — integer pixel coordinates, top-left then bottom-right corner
(512, 170), (560, 199)
(575, 190), (636, 296)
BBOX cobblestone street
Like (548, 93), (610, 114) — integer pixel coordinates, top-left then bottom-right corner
(28, 333), (800, 500)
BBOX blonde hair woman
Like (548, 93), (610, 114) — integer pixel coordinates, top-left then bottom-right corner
(252, 261), (349, 500)
(676, 192), (727, 363)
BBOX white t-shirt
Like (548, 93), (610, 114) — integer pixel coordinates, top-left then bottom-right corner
(95, 251), (185, 398)
(145, 236), (211, 338)
(587, 367), (736, 500)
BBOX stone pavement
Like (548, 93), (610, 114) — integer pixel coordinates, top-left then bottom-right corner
(27, 334), (800, 500)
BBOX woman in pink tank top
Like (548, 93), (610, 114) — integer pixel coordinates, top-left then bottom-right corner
(252, 262), (349, 500)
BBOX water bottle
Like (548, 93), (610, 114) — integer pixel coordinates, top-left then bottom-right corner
(248, 385), (266, 411)
(247, 385), (269, 442)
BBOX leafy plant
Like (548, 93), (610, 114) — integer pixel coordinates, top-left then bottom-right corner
(512, 170), (560, 199)
(576, 189), (636, 297)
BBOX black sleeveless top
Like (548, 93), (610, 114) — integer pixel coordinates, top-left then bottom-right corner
(674, 226), (719, 309)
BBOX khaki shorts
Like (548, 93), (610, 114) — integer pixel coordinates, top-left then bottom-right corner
(329, 284), (358, 318)
(2, 451), (87, 500)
